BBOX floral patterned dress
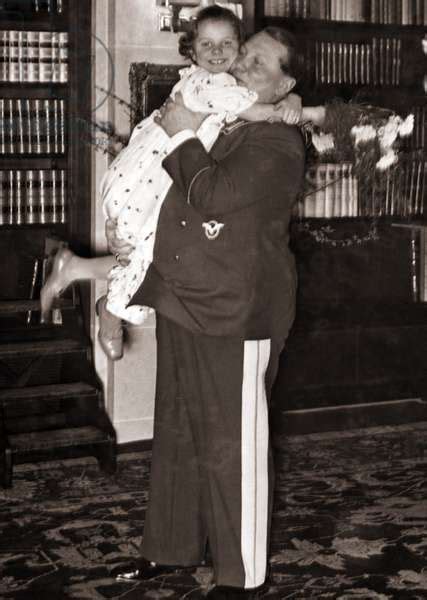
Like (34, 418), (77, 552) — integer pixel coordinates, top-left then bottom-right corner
(100, 65), (257, 324)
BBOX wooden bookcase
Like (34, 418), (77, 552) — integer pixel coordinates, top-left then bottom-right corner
(250, 1), (427, 429)
(0, 0), (116, 487)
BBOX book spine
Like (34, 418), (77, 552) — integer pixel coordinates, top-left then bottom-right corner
(34, 99), (41, 153)
(396, 38), (401, 85)
(53, 98), (58, 153)
(304, 166), (316, 217)
(17, 98), (24, 153)
(44, 99), (50, 154)
(324, 163), (335, 217)
(8, 99), (14, 154)
(39, 169), (45, 223)
(60, 169), (66, 223)
(351, 166), (359, 216)
(39, 31), (53, 82)
(18, 30), (28, 82)
(15, 169), (23, 224)
(26, 170), (35, 224)
(59, 32), (68, 82)
(43, 170), (53, 223)
(8, 170), (14, 224)
(51, 31), (59, 83)
(26, 99), (32, 154)
(0, 99), (4, 154)
(60, 99), (65, 153)
(315, 164), (326, 217)
(9, 30), (19, 82)
(341, 164), (349, 217)
(27, 31), (40, 82)
(51, 169), (57, 223)
(0, 170), (4, 225)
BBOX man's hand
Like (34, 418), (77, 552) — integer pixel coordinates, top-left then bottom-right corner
(105, 218), (134, 266)
(274, 93), (302, 125)
(155, 92), (206, 137)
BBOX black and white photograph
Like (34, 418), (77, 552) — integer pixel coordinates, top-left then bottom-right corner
(0, 1), (427, 598)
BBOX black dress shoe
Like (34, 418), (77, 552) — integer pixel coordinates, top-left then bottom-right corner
(111, 557), (180, 582)
(206, 585), (263, 599)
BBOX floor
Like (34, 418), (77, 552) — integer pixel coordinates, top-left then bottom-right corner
(1, 421), (427, 599)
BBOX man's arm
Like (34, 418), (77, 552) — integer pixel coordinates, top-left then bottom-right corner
(156, 92), (305, 216)
(163, 123), (305, 217)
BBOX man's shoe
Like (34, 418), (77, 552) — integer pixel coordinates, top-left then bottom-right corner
(206, 585), (263, 599)
(95, 295), (124, 361)
(111, 557), (180, 582)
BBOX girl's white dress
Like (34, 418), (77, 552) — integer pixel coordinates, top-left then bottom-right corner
(100, 65), (257, 324)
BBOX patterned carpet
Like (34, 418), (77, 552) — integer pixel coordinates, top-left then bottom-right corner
(1, 422), (427, 599)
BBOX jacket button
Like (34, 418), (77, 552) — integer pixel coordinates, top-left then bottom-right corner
(180, 220), (187, 227)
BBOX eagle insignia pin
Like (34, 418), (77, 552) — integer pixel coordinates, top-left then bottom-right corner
(202, 220), (224, 240)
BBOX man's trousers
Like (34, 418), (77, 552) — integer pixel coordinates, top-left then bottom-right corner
(140, 314), (283, 589)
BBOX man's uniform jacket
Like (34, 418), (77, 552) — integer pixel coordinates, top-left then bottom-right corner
(129, 119), (306, 342)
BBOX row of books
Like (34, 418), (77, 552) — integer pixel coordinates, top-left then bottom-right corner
(390, 155), (427, 217)
(298, 159), (427, 218)
(370, 0), (427, 23)
(0, 0), (64, 13)
(263, 0), (427, 24)
(0, 98), (65, 154)
(299, 163), (359, 217)
(0, 30), (68, 83)
(0, 169), (67, 225)
(312, 38), (401, 86)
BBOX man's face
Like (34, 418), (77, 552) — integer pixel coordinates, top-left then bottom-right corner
(230, 31), (295, 103)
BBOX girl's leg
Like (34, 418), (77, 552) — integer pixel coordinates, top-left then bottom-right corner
(40, 246), (116, 320)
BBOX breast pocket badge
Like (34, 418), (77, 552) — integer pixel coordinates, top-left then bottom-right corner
(202, 220), (224, 241)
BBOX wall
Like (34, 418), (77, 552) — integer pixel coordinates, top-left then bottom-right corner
(91, 0), (187, 443)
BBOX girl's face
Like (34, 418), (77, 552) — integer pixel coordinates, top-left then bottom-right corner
(193, 19), (240, 74)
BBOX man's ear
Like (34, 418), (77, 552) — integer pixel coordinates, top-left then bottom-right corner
(276, 75), (296, 98)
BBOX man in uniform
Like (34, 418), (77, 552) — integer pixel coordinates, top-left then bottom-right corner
(108, 27), (306, 600)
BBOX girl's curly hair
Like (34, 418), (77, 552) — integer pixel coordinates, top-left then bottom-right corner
(178, 5), (245, 61)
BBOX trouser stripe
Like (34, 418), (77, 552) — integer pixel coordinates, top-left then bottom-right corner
(241, 338), (271, 589)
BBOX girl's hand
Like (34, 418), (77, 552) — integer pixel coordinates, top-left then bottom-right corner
(273, 93), (303, 125)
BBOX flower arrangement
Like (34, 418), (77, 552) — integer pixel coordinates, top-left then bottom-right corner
(309, 99), (414, 193)
(298, 100), (415, 246)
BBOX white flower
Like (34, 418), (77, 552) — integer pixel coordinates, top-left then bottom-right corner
(398, 114), (414, 137)
(312, 132), (335, 154)
(376, 149), (398, 170)
(351, 125), (376, 146)
(378, 116), (401, 150)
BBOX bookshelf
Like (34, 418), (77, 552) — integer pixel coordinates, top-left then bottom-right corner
(0, 0), (116, 487)
(0, 0), (92, 253)
(255, 1), (427, 221)
(245, 1), (427, 429)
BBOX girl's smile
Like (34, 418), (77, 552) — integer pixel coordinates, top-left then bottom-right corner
(193, 19), (240, 74)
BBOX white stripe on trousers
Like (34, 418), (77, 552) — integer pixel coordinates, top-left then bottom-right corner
(241, 339), (271, 589)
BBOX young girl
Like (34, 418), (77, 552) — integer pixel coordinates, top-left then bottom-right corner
(40, 5), (304, 360)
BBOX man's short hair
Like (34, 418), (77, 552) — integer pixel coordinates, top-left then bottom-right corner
(262, 26), (301, 81)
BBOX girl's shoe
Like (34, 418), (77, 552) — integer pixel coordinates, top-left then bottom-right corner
(95, 296), (124, 361)
(40, 246), (74, 323)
